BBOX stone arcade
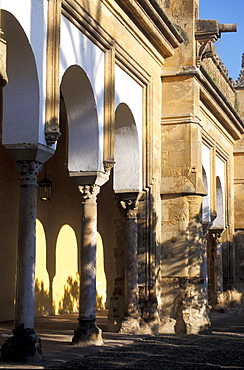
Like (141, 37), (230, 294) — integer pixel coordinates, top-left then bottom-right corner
(0, 0), (244, 363)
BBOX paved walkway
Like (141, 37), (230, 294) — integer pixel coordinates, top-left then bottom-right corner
(0, 310), (244, 369)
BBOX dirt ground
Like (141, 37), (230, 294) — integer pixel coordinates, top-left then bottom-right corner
(50, 311), (244, 369)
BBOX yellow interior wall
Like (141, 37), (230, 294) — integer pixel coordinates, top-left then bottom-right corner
(35, 219), (50, 316)
(35, 223), (107, 316)
(52, 224), (79, 315)
(96, 232), (107, 310)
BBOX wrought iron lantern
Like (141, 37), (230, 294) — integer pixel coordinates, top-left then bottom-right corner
(38, 164), (52, 201)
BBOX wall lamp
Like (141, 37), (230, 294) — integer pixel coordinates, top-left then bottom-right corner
(38, 163), (52, 201)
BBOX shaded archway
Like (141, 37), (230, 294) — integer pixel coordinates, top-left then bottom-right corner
(114, 103), (140, 192)
(60, 65), (99, 172)
(202, 166), (210, 224)
(1, 10), (39, 145)
(213, 176), (224, 229)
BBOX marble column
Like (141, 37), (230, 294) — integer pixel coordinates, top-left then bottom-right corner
(1, 160), (43, 363)
(72, 184), (103, 346)
(119, 194), (140, 334)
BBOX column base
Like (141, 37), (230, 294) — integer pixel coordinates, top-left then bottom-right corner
(119, 317), (140, 334)
(0, 327), (43, 363)
(72, 319), (104, 346)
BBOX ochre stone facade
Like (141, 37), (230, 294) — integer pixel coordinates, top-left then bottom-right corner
(0, 0), (244, 363)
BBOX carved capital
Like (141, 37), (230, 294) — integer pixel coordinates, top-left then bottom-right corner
(103, 159), (115, 173)
(78, 184), (100, 203)
(121, 198), (138, 218)
(45, 130), (61, 146)
(211, 231), (222, 242)
(16, 161), (42, 185)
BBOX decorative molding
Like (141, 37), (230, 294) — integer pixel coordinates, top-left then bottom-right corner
(114, 0), (183, 58)
(104, 47), (115, 164)
(62, 0), (115, 51)
(45, 0), (62, 146)
(63, 0), (152, 86)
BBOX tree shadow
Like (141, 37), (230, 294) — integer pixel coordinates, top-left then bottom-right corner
(57, 275), (79, 315)
(35, 279), (50, 316)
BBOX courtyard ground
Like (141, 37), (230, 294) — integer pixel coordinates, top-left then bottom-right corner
(0, 309), (243, 369)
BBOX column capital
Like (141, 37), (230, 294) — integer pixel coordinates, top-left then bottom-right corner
(116, 192), (140, 218)
(16, 160), (42, 185)
(120, 198), (138, 218)
(103, 159), (115, 173)
(78, 184), (100, 203)
(210, 228), (224, 240)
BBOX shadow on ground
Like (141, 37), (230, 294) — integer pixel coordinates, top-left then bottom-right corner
(50, 312), (244, 369)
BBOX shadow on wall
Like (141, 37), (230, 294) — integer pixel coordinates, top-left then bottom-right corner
(35, 219), (107, 317)
(35, 274), (79, 317)
(154, 195), (210, 334)
(35, 279), (50, 316)
(56, 275), (79, 315)
(35, 274), (105, 316)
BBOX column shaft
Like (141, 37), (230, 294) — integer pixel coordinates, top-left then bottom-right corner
(16, 176), (38, 328)
(1, 160), (43, 363)
(72, 184), (103, 346)
(119, 196), (140, 334)
(215, 234), (223, 304)
(79, 187), (98, 319)
(125, 211), (138, 317)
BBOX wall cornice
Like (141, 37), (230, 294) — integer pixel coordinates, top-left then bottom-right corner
(62, 0), (115, 51)
(199, 65), (244, 140)
(161, 65), (244, 141)
(114, 0), (183, 58)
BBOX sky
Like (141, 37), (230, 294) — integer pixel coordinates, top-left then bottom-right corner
(199, 0), (244, 82)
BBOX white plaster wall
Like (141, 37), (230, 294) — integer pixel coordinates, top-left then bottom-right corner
(216, 156), (225, 188)
(60, 15), (105, 171)
(202, 143), (211, 222)
(1, 0), (48, 144)
(114, 64), (143, 191)
(214, 155), (226, 228)
(61, 65), (100, 172)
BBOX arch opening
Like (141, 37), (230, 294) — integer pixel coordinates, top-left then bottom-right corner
(114, 103), (140, 192)
(2, 10), (39, 145)
(61, 65), (99, 172)
(212, 176), (224, 229)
